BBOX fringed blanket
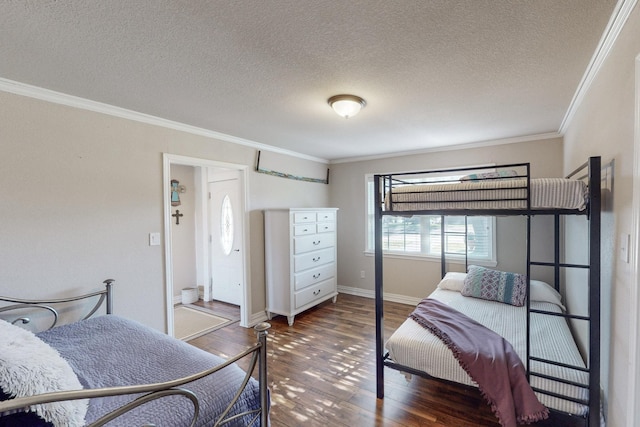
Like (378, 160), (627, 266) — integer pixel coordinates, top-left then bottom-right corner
(409, 298), (548, 427)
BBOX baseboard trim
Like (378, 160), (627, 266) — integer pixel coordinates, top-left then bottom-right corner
(337, 285), (421, 306)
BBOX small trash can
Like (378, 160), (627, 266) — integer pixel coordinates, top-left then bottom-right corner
(181, 287), (198, 305)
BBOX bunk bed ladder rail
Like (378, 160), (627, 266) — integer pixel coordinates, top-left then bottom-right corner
(374, 173), (385, 398)
(526, 157), (601, 427)
(587, 156), (601, 427)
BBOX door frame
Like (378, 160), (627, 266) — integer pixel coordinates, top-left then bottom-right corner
(628, 53), (640, 427)
(163, 154), (251, 334)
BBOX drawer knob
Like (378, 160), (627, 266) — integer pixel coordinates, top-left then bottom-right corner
(313, 257), (321, 262)
(313, 273), (321, 279)
(313, 289), (321, 295)
(313, 240), (321, 245)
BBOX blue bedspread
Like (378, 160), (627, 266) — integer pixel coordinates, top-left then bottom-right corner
(37, 315), (262, 426)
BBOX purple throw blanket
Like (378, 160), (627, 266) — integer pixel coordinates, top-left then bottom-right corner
(409, 298), (548, 427)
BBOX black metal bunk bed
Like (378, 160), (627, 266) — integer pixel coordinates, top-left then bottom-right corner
(373, 156), (601, 427)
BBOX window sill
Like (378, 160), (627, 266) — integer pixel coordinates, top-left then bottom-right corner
(363, 250), (497, 267)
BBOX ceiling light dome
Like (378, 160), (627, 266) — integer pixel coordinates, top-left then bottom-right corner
(328, 94), (366, 119)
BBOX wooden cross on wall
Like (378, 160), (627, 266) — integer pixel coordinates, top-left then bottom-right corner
(172, 210), (184, 225)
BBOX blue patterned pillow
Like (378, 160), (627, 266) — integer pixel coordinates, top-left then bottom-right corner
(461, 265), (526, 306)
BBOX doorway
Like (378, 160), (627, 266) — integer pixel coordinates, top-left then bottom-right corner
(163, 154), (251, 336)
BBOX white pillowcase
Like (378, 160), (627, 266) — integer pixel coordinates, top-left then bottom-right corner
(436, 272), (467, 291)
(530, 279), (565, 310)
(0, 319), (87, 427)
(437, 272), (565, 310)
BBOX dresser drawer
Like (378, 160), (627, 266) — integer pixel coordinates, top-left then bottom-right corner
(316, 211), (335, 223)
(294, 263), (335, 291)
(295, 277), (336, 309)
(293, 212), (316, 224)
(294, 247), (334, 272)
(294, 233), (335, 254)
(316, 222), (335, 233)
(293, 224), (316, 236)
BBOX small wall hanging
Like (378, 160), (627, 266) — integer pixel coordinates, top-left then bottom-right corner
(170, 179), (181, 206)
(172, 209), (184, 225)
(255, 151), (329, 184)
(170, 179), (187, 206)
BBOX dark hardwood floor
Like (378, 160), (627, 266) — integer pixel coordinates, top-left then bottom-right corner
(189, 294), (584, 427)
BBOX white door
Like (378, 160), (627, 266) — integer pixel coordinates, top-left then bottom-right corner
(208, 175), (243, 305)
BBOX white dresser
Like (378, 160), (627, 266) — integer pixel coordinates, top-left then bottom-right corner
(264, 208), (338, 326)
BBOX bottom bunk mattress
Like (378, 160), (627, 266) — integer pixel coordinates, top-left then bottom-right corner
(385, 287), (588, 416)
(35, 315), (263, 426)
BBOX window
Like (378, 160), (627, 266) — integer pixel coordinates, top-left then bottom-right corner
(220, 194), (234, 256)
(366, 175), (496, 263)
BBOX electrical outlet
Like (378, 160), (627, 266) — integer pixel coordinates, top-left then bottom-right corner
(360, 270), (365, 279)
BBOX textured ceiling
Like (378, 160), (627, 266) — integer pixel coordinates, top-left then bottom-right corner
(0, 1), (618, 161)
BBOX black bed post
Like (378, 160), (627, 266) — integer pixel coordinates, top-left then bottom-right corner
(588, 156), (601, 427)
(525, 213), (531, 380)
(374, 174), (385, 399)
(103, 279), (114, 314)
(554, 214), (561, 292)
(254, 322), (271, 426)
(440, 215), (446, 277)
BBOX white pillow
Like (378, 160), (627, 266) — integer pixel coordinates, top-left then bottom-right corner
(530, 279), (565, 310)
(0, 319), (88, 427)
(436, 272), (467, 292)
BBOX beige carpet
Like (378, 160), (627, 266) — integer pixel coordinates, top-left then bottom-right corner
(174, 306), (232, 341)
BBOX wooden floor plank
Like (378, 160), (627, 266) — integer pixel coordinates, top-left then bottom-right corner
(189, 294), (584, 426)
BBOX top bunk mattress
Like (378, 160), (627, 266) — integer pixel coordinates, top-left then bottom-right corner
(384, 178), (588, 212)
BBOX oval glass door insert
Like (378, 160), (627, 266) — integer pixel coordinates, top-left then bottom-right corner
(220, 194), (234, 255)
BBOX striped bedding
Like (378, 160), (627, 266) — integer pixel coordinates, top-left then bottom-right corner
(385, 178), (587, 211)
(385, 288), (588, 416)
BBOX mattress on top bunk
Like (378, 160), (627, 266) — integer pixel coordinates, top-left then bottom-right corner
(385, 288), (588, 416)
(385, 178), (587, 211)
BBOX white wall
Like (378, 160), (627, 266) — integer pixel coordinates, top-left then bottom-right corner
(562, 5), (640, 426)
(329, 137), (564, 300)
(0, 90), (330, 332)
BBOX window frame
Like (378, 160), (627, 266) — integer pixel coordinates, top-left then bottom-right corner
(365, 173), (497, 266)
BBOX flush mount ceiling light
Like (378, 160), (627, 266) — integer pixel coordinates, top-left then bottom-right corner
(328, 94), (366, 119)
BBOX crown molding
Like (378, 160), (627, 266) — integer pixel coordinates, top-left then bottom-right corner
(559, 0), (638, 133)
(0, 77), (329, 164)
(330, 132), (562, 164)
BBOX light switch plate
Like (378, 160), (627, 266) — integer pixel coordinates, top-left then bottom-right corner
(149, 232), (161, 246)
(620, 233), (630, 263)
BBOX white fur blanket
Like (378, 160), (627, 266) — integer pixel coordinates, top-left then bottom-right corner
(0, 319), (87, 427)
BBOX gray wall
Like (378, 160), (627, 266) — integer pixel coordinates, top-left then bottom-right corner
(562, 6), (640, 425)
(0, 90), (330, 332)
(329, 137), (564, 300)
